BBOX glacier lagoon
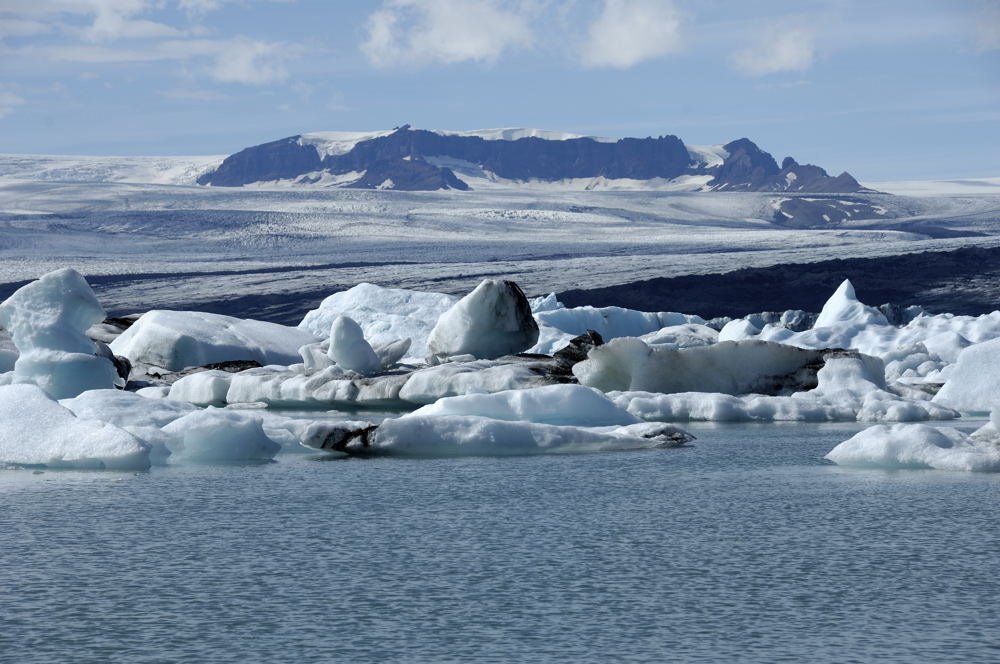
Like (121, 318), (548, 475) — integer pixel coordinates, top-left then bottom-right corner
(2, 420), (999, 664)
(2, 160), (1000, 662)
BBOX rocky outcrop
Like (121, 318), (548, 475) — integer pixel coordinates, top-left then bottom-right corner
(198, 126), (869, 193)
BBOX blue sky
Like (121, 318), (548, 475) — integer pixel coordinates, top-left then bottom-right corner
(0, 0), (997, 179)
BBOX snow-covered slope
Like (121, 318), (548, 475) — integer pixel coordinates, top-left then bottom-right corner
(0, 154), (223, 185)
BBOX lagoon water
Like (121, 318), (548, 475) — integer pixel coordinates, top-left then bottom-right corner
(2, 421), (999, 663)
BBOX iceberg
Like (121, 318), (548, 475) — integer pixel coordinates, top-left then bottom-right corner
(298, 283), (456, 361)
(932, 338), (1000, 413)
(825, 414), (1000, 471)
(574, 338), (828, 395)
(612, 355), (959, 423)
(427, 279), (539, 359)
(327, 315), (380, 375)
(110, 309), (317, 371)
(160, 409), (281, 464)
(367, 416), (692, 458)
(0, 268), (119, 398)
(0, 384), (150, 470)
(409, 384), (640, 427)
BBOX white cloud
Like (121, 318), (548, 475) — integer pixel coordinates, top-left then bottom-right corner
(580, 0), (683, 68)
(361, 0), (533, 67)
(730, 21), (815, 76)
(204, 38), (289, 84)
(37, 37), (292, 84)
(0, 91), (26, 119)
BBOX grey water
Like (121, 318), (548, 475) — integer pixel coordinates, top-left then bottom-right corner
(2, 421), (999, 664)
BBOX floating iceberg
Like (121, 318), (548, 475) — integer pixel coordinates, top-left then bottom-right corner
(825, 413), (1000, 471)
(574, 338), (828, 395)
(410, 384), (640, 427)
(612, 355), (958, 423)
(110, 309), (317, 371)
(0, 268), (119, 398)
(327, 315), (380, 375)
(530, 305), (704, 354)
(427, 279), (539, 359)
(932, 338), (1000, 413)
(298, 283), (456, 361)
(0, 384), (150, 470)
(161, 409), (281, 464)
(356, 416), (692, 458)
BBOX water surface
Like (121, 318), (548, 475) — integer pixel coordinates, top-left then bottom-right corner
(2, 421), (998, 663)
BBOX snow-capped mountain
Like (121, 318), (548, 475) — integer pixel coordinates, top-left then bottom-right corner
(197, 125), (868, 193)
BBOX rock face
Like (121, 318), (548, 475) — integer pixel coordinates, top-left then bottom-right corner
(198, 125), (868, 193)
(427, 280), (540, 360)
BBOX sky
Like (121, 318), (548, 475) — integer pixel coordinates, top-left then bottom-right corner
(0, 0), (997, 180)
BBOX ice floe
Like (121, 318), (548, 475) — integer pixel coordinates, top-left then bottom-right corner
(0, 384), (150, 470)
(110, 310), (317, 371)
(825, 412), (1000, 472)
(298, 282), (456, 361)
(932, 338), (1000, 413)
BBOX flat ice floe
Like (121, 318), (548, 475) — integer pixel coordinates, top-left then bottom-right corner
(111, 310), (317, 371)
(370, 416), (691, 457)
(825, 411), (1000, 472)
(0, 384), (150, 470)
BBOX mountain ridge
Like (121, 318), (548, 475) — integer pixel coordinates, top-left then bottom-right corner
(198, 125), (869, 194)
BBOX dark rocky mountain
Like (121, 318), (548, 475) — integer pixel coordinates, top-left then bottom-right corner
(198, 125), (869, 193)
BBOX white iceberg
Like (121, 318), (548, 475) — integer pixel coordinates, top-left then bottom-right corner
(0, 384), (150, 470)
(371, 415), (691, 458)
(110, 309), (317, 371)
(427, 279), (539, 359)
(327, 315), (380, 375)
(574, 338), (827, 395)
(530, 305), (704, 354)
(298, 283), (456, 361)
(160, 409), (281, 464)
(932, 337), (1000, 413)
(825, 414), (1000, 472)
(611, 355), (958, 423)
(409, 384), (640, 427)
(0, 268), (118, 398)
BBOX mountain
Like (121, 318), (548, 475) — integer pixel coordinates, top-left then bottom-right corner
(197, 125), (868, 193)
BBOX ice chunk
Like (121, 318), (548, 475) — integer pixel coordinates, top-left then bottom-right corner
(611, 355), (957, 423)
(60, 388), (196, 429)
(371, 415), (692, 457)
(0, 268), (118, 398)
(933, 337), (1000, 413)
(427, 279), (539, 359)
(168, 370), (235, 405)
(373, 337), (412, 369)
(814, 279), (889, 329)
(110, 310), (317, 371)
(398, 359), (549, 405)
(718, 319), (761, 342)
(534, 305), (704, 348)
(160, 409), (281, 464)
(409, 384), (640, 427)
(327, 315), (380, 375)
(825, 423), (1000, 472)
(0, 384), (150, 470)
(640, 324), (718, 348)
(574, 338), (826, 395)
(530, 292), (564, 313)
(298, 283), (456, 361)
